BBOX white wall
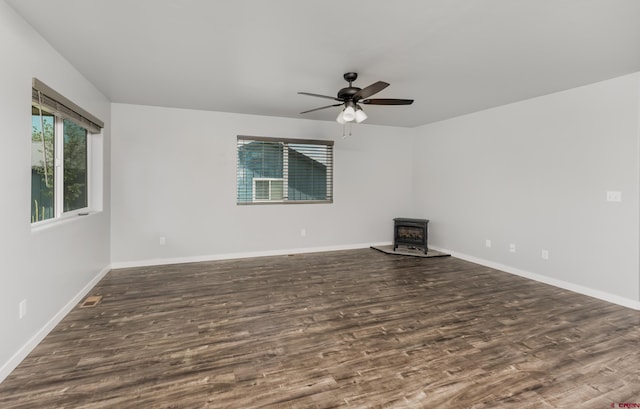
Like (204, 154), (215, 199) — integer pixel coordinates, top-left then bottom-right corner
(110, 104), (414, 266)
(413, 73), (640, 306)
(0, 1), (111, 380)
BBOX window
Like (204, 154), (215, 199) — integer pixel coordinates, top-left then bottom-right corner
(237, 136), (333, 204)
(31, 78), (103, 223)
(253, 178), (284, 201)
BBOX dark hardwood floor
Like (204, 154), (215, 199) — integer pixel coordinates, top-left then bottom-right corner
(1, 249), (639, 408)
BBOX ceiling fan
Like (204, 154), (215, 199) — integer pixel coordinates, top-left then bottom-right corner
(298, 72), (413, 124)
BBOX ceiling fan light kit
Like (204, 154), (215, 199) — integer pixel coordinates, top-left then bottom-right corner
(354, 106), (367, 123)
(298, 72), (413, 129)
(341, 101), (356, 122)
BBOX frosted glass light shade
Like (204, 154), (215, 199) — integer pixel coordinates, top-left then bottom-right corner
(336, 110), (346, 124)
(354, 108), (367, 123)
(342, 105), (356, 122)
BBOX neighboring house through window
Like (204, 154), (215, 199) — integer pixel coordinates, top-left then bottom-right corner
(237, 136), (334, 204)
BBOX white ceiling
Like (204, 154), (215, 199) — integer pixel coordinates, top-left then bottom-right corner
(7, 0), (640, 127)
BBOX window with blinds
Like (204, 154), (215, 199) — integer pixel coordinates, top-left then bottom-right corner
(32, 78), (104, 133)
(237, 136), (334, 204)
(31, 78), (104, 223)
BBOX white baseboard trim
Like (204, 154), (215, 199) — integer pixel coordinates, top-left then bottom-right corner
(110, 242), (393, 269)
(0, 264), (112, 384)
(430, 245), (640, 311)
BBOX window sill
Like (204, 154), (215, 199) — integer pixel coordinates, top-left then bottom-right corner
(237, 200), (333, 206)
(31, 210), (100, 233)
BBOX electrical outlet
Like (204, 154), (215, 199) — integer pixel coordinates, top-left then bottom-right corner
(19, 299), (27, 319)
(485, 239), (492, 248)
(606, 191), (622, 202)
(541, 249), (549, 260)
(159, 236), (166, 245)
(300, 228), (306, 237)
(509, 243), (516, 253)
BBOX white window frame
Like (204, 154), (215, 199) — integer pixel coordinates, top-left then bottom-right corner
(31, 110), (92, 225)
(31, 78), (103, 226)
(252, 178), (285, 202)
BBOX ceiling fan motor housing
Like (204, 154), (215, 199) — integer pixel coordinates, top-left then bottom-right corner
(338, 86), (361, 100)
(339, 72), (361, 100)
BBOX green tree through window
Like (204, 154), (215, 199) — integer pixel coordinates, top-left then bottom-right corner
(31, 108), (55, 222)
(31, 109), (89, 222)
(63, 119), (88, 212)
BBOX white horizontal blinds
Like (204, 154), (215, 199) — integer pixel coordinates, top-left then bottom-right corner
(32, 78), (104, 134)
(237, 135), (334, 204)
(286, 142), (333, 201)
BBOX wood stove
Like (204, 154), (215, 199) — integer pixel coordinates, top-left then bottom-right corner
(393, 218), (429, 254)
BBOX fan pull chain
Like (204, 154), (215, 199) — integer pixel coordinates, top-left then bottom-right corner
(342, 122), (352, 138)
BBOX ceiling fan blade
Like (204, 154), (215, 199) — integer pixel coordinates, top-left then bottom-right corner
(298, 92), (342, 102)
(300, 103), (343, 114)
(361, 98), (414, 105)
(353, 81), (389, 100)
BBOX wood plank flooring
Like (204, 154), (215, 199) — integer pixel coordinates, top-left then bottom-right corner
(1, 249), (639, 408)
